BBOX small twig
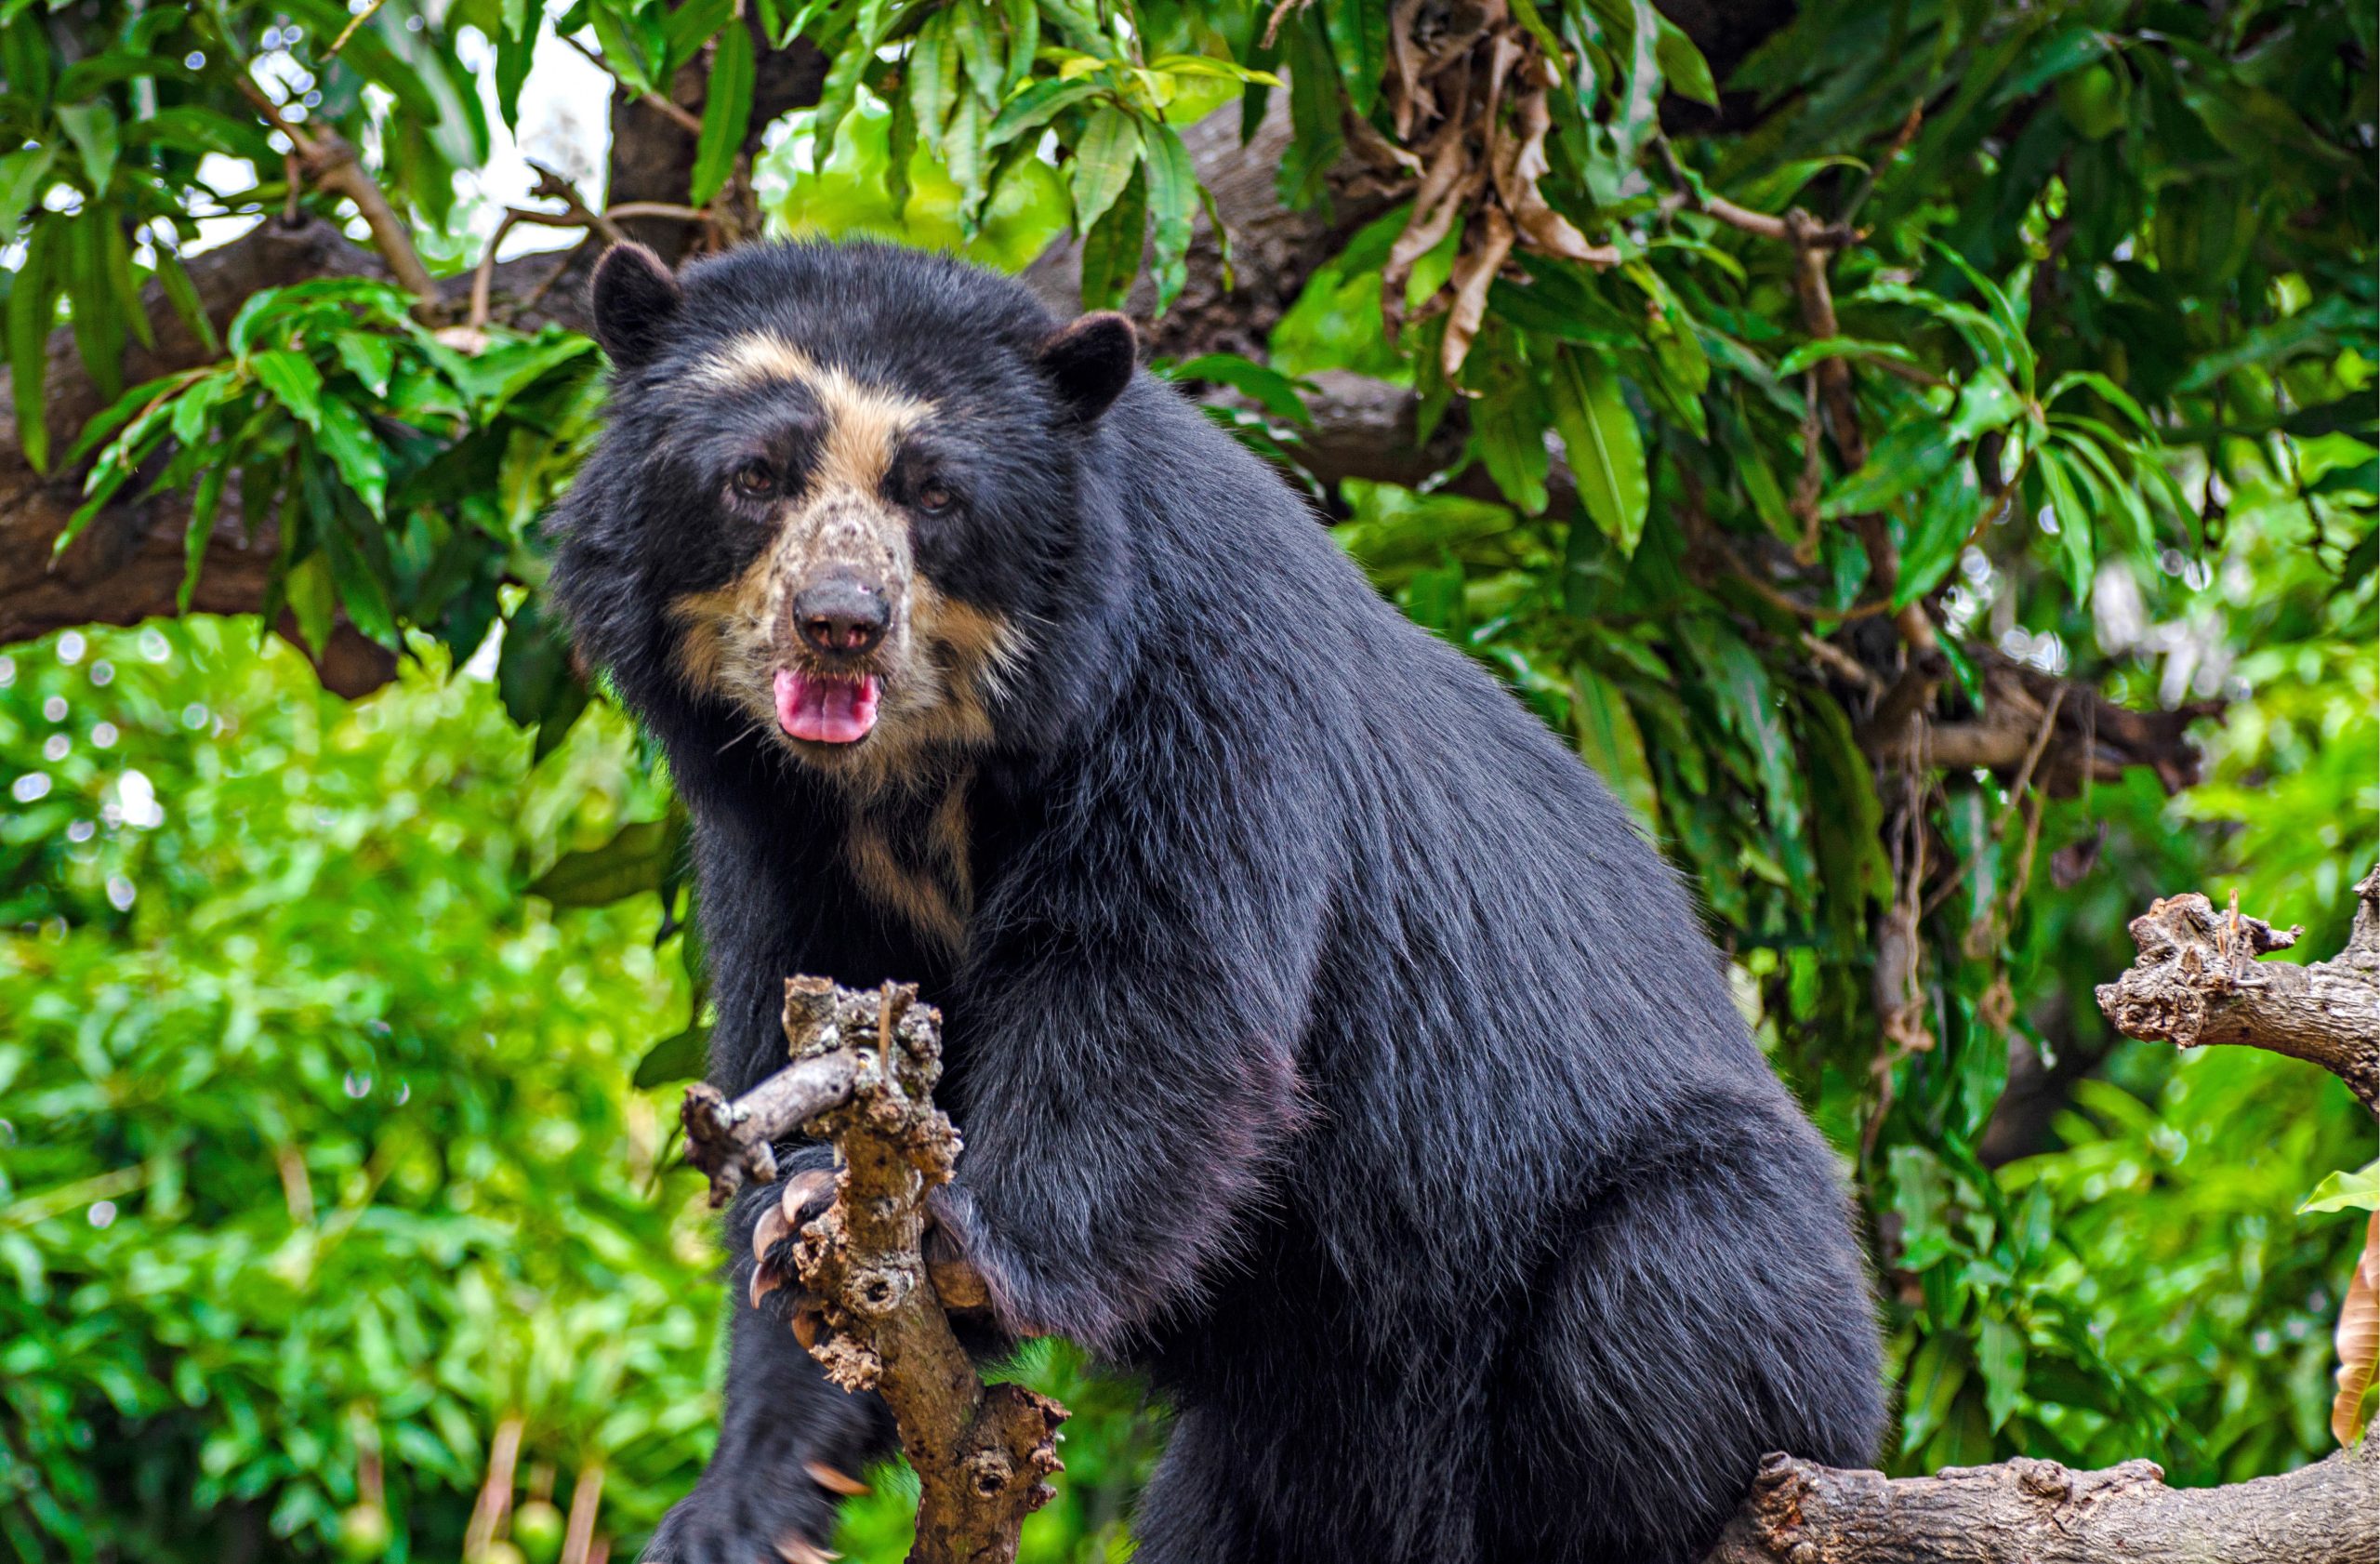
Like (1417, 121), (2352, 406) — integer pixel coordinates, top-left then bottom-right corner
(466, 210), (524, 333)
(1803, 632), (1882, 695)
(562, 32), (707, 136)
(1260, 0), (1312, 50)
(1693, 523), (1899, 625)
(323, 0), (389, 60)
(1655, 139), (1860, 250)
(218, 43), (440, 308)
(1920, 685), (2067, 921)
(1834, 99), (1927, 229)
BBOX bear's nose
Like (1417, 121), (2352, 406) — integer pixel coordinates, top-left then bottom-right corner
(794, 577), (889, 655)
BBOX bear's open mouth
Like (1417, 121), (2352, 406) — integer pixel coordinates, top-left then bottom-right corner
(774, 667), (881, 744)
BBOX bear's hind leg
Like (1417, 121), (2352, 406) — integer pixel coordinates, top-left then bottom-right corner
(1487, 1118), (1885, 1564)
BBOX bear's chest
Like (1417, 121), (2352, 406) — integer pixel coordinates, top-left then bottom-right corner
(838, 771), (975, 961)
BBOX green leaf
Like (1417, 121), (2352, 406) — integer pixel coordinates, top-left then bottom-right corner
(689, 16), (754, 206)
(1680, 616), (1813, 895)
(313, 398), (389, 518)
(250, 351), (325, 428)
(152, 245), (218, 356)
(0, 143), (55, 241)
(1078, 162), (1145, 311)
(1549, 350), (1649, 555)
(55, 100), (119, 192)
(7, 218), (60, 472)
(2302, 1161), (2380, 1215)
(1069, 106), (1140, 237)
(632, 1024), (711, 1089)
(333, 332), (397, 399)
(63, 210), (125, 401)
(2034, 445), (2095, 596)
(950, 0), (1002, 106)
(1571, 664), (1659, 830)
(1776, 338), (1926, 378)
(1276, 10), (1343, 211)
(907, 10), (959, 147)
(1164, 354), (1311, 425)
(662, 0), (735, 75)
(2043, 369), (2153, 435)
(1948, 367), (2025, 444)
(588, 2), (655, 94)
(284, 550), (337, 657)
(999, 0), (1038, 96)
(985, 76), (1100, 145)
(1140, 119), (1197, 313)
(1894, 442), (1984, 608)
(1321, 0), (1389, 117)
(528, 818), (684, 907)
(1653, 13), (1718, 107)
(1977, 1316), (2027, 1432)
(1822, 422), (1958, 519)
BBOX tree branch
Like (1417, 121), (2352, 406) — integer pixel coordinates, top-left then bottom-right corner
(0, 216), (595, 694)
(1707, 861), (2380, 1563)
(2096, 866), (2380, 1113)
(681, 978), (1062, 1564)
(1701, 1426), (2378, 1564)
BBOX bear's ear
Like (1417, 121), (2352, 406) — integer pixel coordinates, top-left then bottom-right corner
(591, 243), (682, 370)
(1036, 311), (1136, 423)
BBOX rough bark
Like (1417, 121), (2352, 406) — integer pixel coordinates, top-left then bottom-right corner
(681, 978), (1062, 1564)
(1702, 1429), (2379, 1564)
(2096, 865), (2380, 1113)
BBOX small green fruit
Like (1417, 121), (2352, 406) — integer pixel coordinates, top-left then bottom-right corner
(484, 1542), (528, 1564)
(336, 1504), (393, 1561)
(512, 1499), (567, 1564)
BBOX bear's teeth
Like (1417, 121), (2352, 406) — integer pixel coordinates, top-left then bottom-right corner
(774, 668), (881, 744)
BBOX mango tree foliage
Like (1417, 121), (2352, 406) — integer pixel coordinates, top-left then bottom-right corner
(1, 0), (2375, 1559)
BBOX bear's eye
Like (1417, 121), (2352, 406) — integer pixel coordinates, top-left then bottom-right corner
(730, 461), (775, 499)
(913, 482), (956, 516)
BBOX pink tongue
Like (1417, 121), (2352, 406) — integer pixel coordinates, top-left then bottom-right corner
(774, 668), (880, 743)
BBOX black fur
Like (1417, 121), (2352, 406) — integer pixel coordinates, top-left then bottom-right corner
(549, 239), (1885, 1564)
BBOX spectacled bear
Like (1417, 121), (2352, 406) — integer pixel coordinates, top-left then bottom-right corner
(549, 237), (1884, 1564)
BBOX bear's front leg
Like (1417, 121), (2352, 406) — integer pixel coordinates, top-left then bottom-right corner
(913, 924), (1316, 1355)
(643, 1167), (895, 1564)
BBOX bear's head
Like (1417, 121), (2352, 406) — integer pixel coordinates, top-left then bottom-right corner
(551, 240), (1138, 792)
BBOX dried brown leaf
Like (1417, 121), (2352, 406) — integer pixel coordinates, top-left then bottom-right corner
(2333, 1212), (2379, 1446)
(1387, 0), (1430, 138)
(1344, 108), (1424, 176)
(1441, 202), (1516, 377)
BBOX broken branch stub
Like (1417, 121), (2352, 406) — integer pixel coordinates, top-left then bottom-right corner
(2096, 865), (2380, 1114)
(681, 977), (1064, 1564)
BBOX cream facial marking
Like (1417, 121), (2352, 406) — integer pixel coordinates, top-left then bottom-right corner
(692, 333), (932, 493)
